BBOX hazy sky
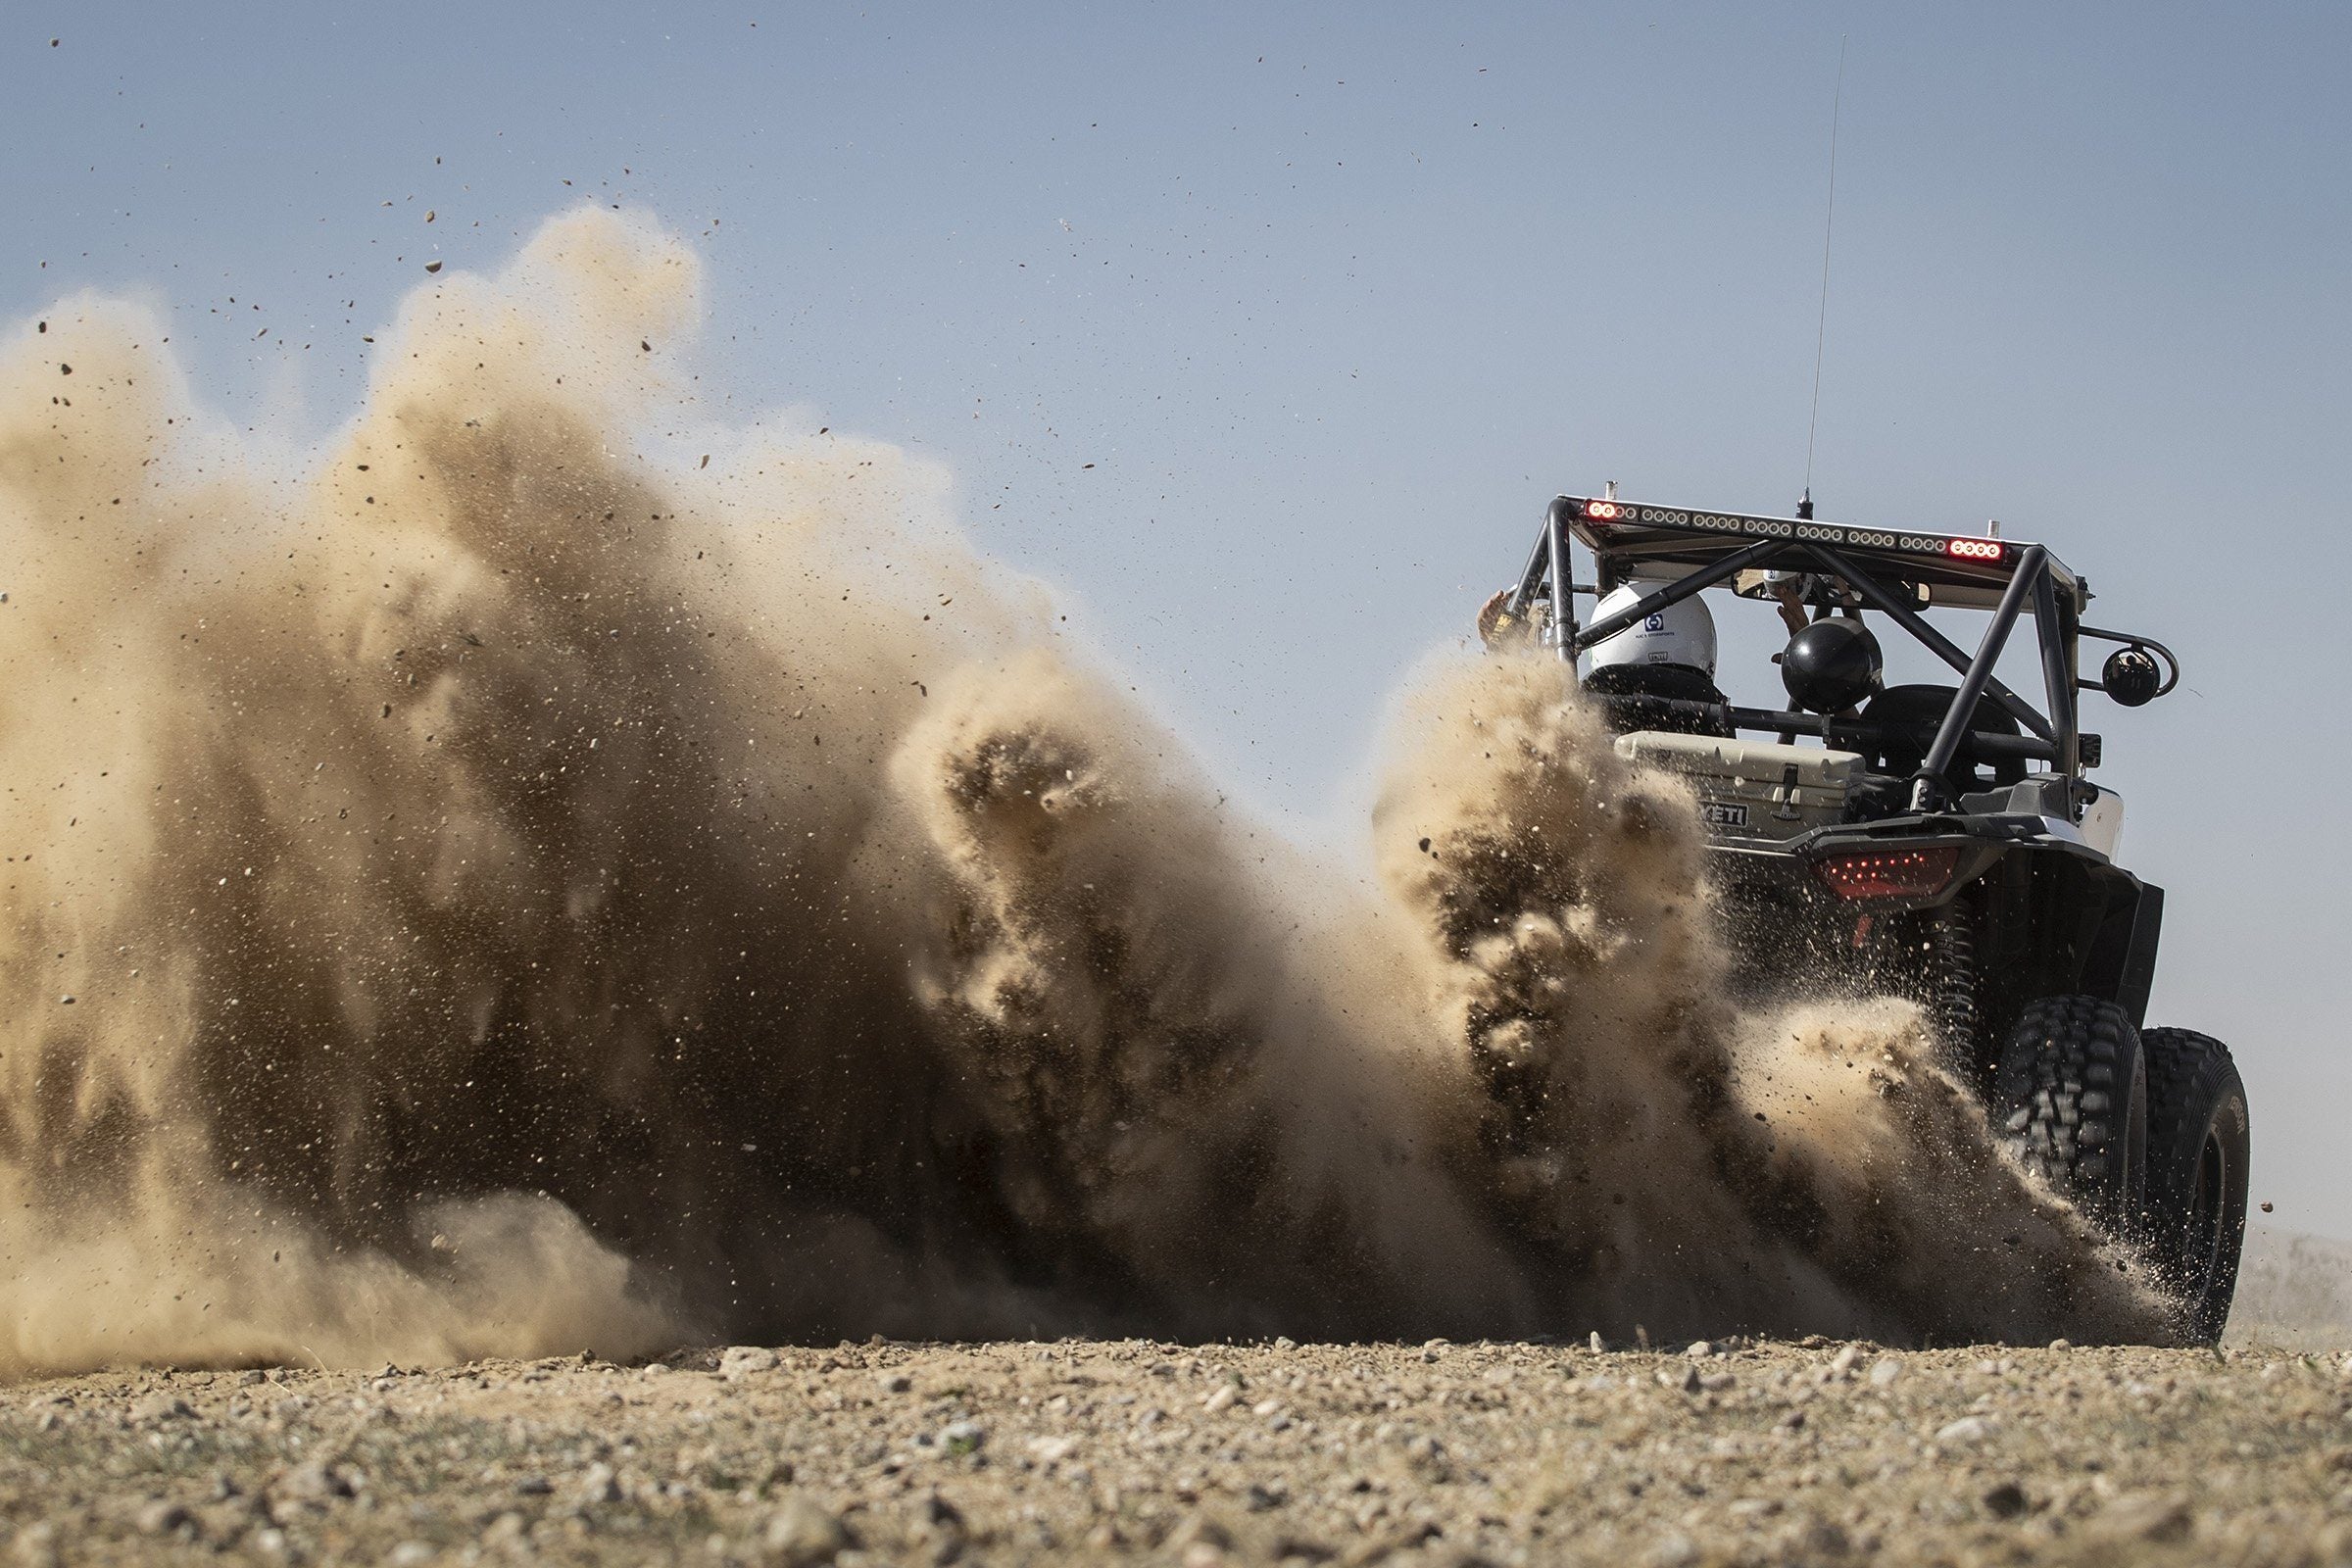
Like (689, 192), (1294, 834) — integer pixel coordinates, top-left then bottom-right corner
(8, 3), (2349, 1233)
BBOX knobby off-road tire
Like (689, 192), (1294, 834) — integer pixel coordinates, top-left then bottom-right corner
(2142, 1027), (2251, 1345)
(1994, 996), (2148, 1234)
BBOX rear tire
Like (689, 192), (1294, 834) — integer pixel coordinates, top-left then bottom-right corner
(1994, 996), (2148, 1233)
(2142, 1027), (2250, 1345)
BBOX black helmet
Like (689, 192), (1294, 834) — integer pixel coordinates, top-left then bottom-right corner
(1782, 618), (1884, 713)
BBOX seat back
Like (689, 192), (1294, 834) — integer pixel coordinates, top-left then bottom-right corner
(1584, 663), (1735, 739)
(1859, 683), (2026, 792)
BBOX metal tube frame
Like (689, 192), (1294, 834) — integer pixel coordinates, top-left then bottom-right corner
(2030, 566), (2081, 777)
(1909, 544), (2046, 811)
(1567, 537), (1789, 657)
(1545, 499), (1577, 662)
(1502, 501), (2092, 816)
(1802, 543), (2053, 742)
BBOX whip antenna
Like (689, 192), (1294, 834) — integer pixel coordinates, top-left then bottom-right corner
(1802, 36), (1847, 510)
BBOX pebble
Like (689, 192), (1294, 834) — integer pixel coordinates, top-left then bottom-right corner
(1201, 1385), (1236, 1414)
(765, 1496), (853, 1567)
(1647, 1531), (1700, 1566)
(1869, 1356), (1905, 1388)
(1828, 1345), (1862, 1379)
(1936, 1415), (1995, 1446)
(134, 1500), (189, 1535)
(876, 1370), (912, 1394)
(576, 1461), (620, 1503)
(719, 1346), (779, 1379)
(2101, 1492), (2192, 1542)
(1685, 1341), (1713, 1359)
(1983, 1481), (2029, 1519)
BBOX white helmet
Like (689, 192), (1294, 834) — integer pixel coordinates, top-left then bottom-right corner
(1588, 580), (1718, 677)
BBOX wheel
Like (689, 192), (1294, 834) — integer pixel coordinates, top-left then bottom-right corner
(2142, 1027), (2250, 1345)
(1993, 995), (2148, 1233)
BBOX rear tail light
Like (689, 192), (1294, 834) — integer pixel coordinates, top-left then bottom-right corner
(1811, 847), (1960, 902)
(1585, 499), (1624, 521)
(1944, 536), (2005, 562)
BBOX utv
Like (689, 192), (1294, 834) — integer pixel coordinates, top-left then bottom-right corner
(1497, 491), (2249, 1341)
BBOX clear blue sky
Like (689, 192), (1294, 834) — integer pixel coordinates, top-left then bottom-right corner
(8, 3), (2349, 1232)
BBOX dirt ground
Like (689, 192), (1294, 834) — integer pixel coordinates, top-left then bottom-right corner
(4, 1337), (2351, 1567)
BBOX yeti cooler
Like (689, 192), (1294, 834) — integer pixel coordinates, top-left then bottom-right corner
(1612, 732), (1859, 843)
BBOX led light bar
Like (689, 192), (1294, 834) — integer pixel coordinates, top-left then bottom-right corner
(1571, 497), (2018, 567)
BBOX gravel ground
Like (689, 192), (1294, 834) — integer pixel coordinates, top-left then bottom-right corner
(4, 1338), (2352, 1567)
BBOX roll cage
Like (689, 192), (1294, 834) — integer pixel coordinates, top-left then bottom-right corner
(1504, 495), (2179, 814)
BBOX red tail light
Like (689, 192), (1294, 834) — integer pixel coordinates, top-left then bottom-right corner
(1944, 536), (2004, 563)
(1811, 847), (1961, 902)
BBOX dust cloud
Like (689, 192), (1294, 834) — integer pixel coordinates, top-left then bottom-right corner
(0, 210), (2167, 1376)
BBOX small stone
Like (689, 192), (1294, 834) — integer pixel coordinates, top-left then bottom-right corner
(1201, 1385), (1236, 1414)
(1646, 1531), (1700, 1567)
(939, 1418), (986, 1454)
(236, 1369), (269, 1387)
(2048, 1338), (2073, 1351)
(135, 1500), (190, 1535)
(281, 1460), (353, 1501)
(1936, 1415), (1995, 1446)
(2101, 1492), (2191, 1543)
(1272, 1336), (1297, 1351)
(1590, 1331), (1605, 1352)
(388, 1544), (433, 1567)
(1984, 1482), (2029, 1519)
(423, 260), (442, 273)
(720, 1346), (779, 1379)
(764, 1497), (852, 1567)
(876, 1370), (911, 1394)
(1686, 1341), (1712, 1358)
(13, 1523), (58, 1568)
(577, 1462), (619, 1503)
(1868, 1356), (1904, 1388)
(1827, 1345), (1861, 1379)
(514, 1475), (552, 1495)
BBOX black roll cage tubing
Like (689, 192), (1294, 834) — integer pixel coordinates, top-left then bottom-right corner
(1505, 500), (2089, 811)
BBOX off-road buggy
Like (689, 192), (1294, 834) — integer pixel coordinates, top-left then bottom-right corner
(1498, 492), (2249, 1341)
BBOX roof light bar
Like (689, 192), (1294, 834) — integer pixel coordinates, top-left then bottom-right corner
(1567, 498), (2028, 569)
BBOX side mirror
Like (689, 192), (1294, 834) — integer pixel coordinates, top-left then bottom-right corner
(2101, 647), (2162, 707)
